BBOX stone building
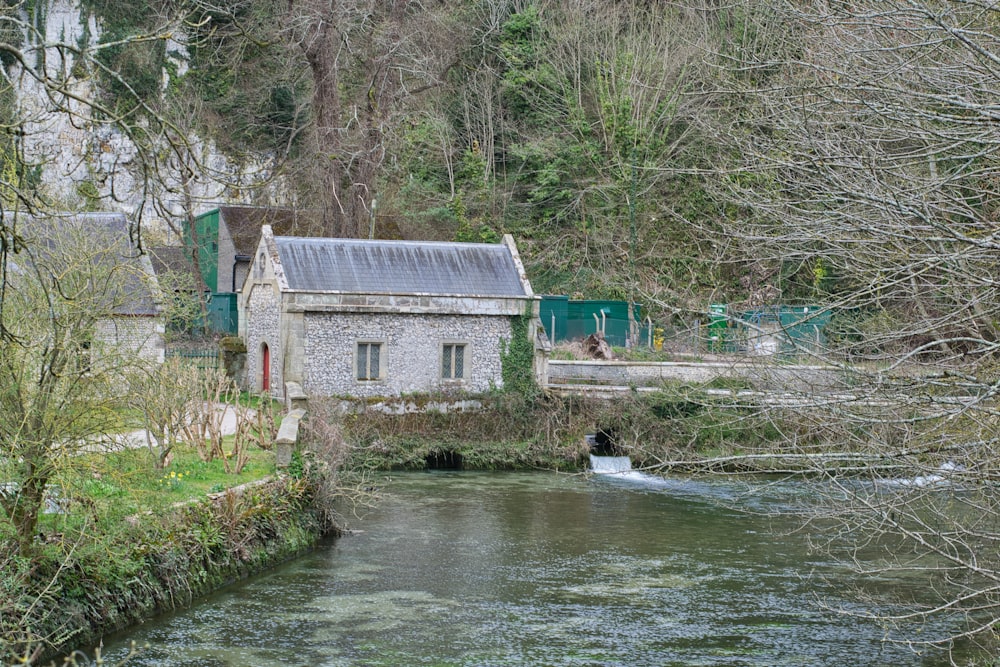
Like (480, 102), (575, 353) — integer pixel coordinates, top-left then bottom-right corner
(19, 212), (165, 364)
(183, 206), (325, 333)
(239, 225), (545, 399)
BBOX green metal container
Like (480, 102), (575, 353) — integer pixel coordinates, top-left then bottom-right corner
(707, 303), (729, 352)
(206, 292), (238, 334)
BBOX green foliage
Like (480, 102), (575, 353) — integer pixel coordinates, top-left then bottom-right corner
(1, 474), (326, 663)
(286, 450), (305, 479)
(498, 6), (559, 122)
(453, 191), (500, 244)
(0, 7), (23, 70)
(454, 220), (500, 244)
(2, 417), (294, 661)
(218, 335), (246, 353)
(500, 313), (538, 399)
(455, 146), (488, 185)
(393, 118), (452, 188)
(75, 180), (101, 211)
(0, 82), (41, 206)
(94, 24), (165, 111)
(80, 0), (152, 32)
(508, 137), (593, 226)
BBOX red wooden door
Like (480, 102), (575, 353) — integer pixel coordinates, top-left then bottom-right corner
(262, 343), (270, 391)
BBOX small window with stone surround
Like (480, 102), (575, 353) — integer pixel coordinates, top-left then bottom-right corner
(356, 341), (385, 381)
(441, 342), (468, 380)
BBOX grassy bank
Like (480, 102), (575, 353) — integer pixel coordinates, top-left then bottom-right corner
(2, 441), (338, 665)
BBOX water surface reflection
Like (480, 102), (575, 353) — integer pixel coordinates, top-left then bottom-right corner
(103, 471), (965, 666)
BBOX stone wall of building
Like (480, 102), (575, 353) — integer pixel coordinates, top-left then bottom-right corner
(302, 312), (514, 397)
(245, 283), (282, 395)
(96, 316), (165, 364)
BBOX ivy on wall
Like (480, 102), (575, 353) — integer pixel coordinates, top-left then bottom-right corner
(500, 311), (538, 399)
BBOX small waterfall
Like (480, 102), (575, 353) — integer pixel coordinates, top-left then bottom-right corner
(589, 454), (633, 475)
(588, 453), (670, 488)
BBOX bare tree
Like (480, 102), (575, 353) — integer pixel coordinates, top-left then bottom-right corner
(285, 0), (464, 237)
(0, 217), (155, 557)
(706, 0), (1000, 656)
(129, 358), (204, 470)
(178, 366), (235, 463)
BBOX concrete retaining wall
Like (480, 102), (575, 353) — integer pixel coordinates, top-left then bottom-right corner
(547, 359), (848, 393)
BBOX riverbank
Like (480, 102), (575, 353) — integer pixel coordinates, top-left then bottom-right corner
(9, 386), (907, 663)
(335, 393), (593, 471)
(6, 472), (336, 666)
(335, 389), (808, 473)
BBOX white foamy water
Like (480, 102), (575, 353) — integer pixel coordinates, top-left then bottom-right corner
(589, 454), (671, 487)
(589, 455), (633, 474)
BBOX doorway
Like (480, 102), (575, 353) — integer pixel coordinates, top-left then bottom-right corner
(261, 342), (270, 392)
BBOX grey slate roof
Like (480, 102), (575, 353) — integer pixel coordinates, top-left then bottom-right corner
(274, 237), (528, 297)
(19, 213), (160, 316)
(148, 245), (209, 292)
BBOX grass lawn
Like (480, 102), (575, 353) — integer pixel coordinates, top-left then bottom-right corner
(37, 441), (278, 533)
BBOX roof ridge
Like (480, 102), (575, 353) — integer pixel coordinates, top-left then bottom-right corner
(273, 236), (502, 247)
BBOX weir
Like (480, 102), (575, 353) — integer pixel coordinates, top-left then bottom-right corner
(588, 451), (670, 488)
(589, 454), (633, 475)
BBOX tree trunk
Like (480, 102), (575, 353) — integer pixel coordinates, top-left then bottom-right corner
(13, 471), (47, 557)
(299, 2), (350, 236)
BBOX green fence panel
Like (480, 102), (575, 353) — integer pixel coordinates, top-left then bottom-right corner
(567, 300), (639, 347)
(566, 300), (590, 341)
(591, 300), (628, 347)
(542, 297), (641, 347)
(736, 305), (831, 355)
(778, 306), (831, 354)
(539, 295), (569, 343)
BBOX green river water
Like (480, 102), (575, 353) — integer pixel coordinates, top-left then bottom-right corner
(102, 468), (978, 666)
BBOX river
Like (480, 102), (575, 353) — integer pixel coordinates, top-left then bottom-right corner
(102, 468), (973, 666)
